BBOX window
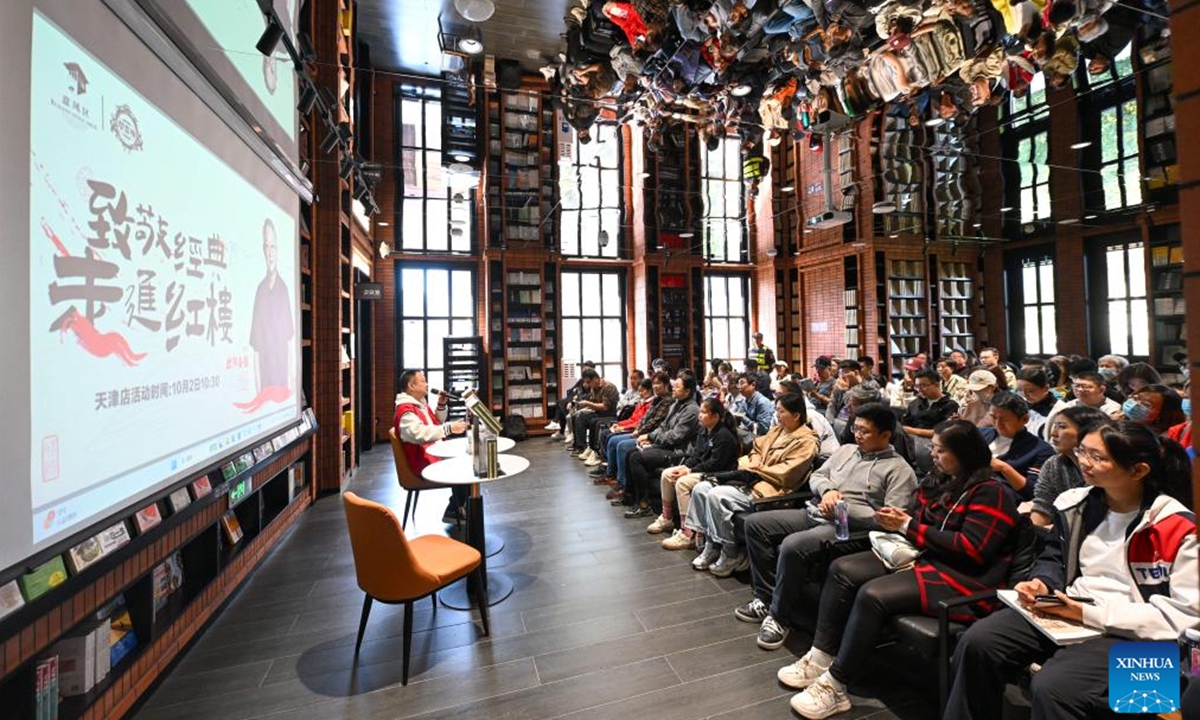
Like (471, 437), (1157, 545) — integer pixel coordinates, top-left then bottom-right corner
(396, 86), (473, 253)
(1080, 44), (1142, 211)
(704, 274), (750, 366)
(1001, 73), (1051, 227)
(700, 137), (746, 263)
(1004, 250), (1056, 359)
(1103, 241), (1150, 357)
(560, 270), (626, 384)
(397, 266), (477, 390)
(559, 124), (622, 258)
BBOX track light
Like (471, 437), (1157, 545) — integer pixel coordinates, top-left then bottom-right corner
(338, 155), (356, 180)
(354, 183), (370, 203)
(336, 122), (352, 143)
(298, 83), (317, 114)
(320, 126), (340, 154)
(297, 32), (316, 64)
(360, 162), (382, 188)
(256, 18), (284, 56)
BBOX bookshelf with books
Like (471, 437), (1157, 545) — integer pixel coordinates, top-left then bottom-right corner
(937, 260), (975, 356)
(443, 336), (486, 423)
(503, 264), (552, 425)
(484, 80), (556, 249)
(659, 272), (692, 371)
(644, 125), (699, 251)
(885, 258), (928, 376)
(487, 259), (506, 414)
(844, 256), (861, 358)
(1150, 226), (1186, 381)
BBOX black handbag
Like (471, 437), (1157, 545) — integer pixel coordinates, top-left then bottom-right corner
(702, 469), (758, 488)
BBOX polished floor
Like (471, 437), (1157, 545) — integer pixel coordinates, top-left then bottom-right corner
(129, 440), (939, 720)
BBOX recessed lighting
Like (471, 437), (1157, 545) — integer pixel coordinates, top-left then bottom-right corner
(888, 233), (899, 239)
(458, 37), (483, 54)
(1084, 214), (1097, 220)
(376, 221), (390, 226)
(780, 185), (795, 193)
(999, 206), (1013, 212)
(972, 222), (982, 228)
(1059, 218), (1079, 225)
(1070, 141), (1092, 150)
(731, 83), (753, 97)
(679, 232), (694, 238)
(924, 117), (945, 127)
(873, 201), (897, 214)
(453, 153), (471, 162)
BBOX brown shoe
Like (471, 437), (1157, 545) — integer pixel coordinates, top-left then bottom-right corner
(606, 489), (624, 502)
(593, 476), (616, 486)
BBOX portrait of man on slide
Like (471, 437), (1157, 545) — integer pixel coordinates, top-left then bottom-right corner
(249, 218), (293, 393)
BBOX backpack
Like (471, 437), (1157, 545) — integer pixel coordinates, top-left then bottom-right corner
(502, 415), (528, 441)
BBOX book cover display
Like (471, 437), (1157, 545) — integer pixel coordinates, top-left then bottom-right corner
(19, 556), (68, 601)
(133, 503), (163, 534)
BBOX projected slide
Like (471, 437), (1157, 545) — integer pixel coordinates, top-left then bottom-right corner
(28, 13), (299, 545)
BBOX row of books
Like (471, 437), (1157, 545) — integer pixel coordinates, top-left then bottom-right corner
(890, 260), (925, 279)
(508, 289), (542, 304)
(941, 318), (973, 337)
(507, 366), (543, 381)
(508, 328), (543, 342)
(507, 346), (543, 361)
(940, 298), (972, 317)
(1154, 297), (1187, 315)
(505, 226), (543, 241)
(888, 298), (926, 317)
(506, 270), (541, 286)
(887, 279), (926, 297)
(1151, 244), (1184, 266)
(507, 386), (544, 401)
(889, 318), (927, 337)
(939, 279), (973, 299)
(507, 402), (546, 419)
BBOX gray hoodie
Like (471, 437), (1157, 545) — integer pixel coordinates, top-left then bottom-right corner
(648, 397), (701, 450)
(807, 443), (918, 531)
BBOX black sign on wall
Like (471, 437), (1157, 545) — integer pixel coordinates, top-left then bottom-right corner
(356, 282), (383, 300)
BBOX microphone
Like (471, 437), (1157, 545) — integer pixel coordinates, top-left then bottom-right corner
(429, 387), (462, 401)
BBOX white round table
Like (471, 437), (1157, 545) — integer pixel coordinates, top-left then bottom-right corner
(426, 436), (516, 459)
(422, 454), (529, 608)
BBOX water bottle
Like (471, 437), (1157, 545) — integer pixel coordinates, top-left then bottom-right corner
(1181, 628), (1200, 677)
(834, 500), (850, 541)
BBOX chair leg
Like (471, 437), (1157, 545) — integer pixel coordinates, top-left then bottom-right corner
(472, 565), (490, 636)
(431, 591), (438, 612)
(402, 491), (414, 530)
(401, 600), (414, 685)
(354, 595), (373, 658)
(412, 490), (421, 518)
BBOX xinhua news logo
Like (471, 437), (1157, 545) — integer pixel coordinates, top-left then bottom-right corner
(1109, 642), (1179, 714)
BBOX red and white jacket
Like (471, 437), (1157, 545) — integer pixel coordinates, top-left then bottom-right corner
(393, 391), (451, 476)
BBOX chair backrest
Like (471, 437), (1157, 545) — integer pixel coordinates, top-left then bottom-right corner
(389, 428), (441, 491)
(1005, 514), (1044, 586)
(342, 491), (440, 600)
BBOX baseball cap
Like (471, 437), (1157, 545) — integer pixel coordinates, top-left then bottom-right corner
(813, 355), (833, 368)
(966, 370), (998, 392)
(902, 357), (925, 372)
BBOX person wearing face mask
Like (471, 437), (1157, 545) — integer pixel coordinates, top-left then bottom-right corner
(1029, 406), (1111, 528)
(1096, 354), (1128, 387)
(977, 392), (1055, 501)
(1123, 384), (1187, 436)
(1114, 362), (1163, 401)
(1016, 366), (1068, 440)
(1166, 383), (1192, 459)
(956, 369), (998, 427)
(1045, 371), (1122, 432)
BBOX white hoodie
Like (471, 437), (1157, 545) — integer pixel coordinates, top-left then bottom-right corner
(394, 391), (451, 445)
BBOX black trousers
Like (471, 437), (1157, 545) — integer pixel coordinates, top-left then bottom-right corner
(584, 414), (615, 452)
(743, 509), (836, 629)
(812, 551), (922, 686)
(626, 447), (678, 508)
(946, 607), (1139, 720)
(554, 396), (570, 425)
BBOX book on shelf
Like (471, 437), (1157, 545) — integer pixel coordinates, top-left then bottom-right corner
(54, 625), (99, 697)
(152, 552), (185, 617)
(0, 579), (25, 621)
(108, 606), (138, 668)
(167, 487), (192, 514)
(220, 511), (244, 545)
(134, 502), (163, 534)
(97, 521), (131, 555)
(65, 536), (105, 575)
(996, 589), (1102, 645)
(1152, 245), (1170, 266)
(34, 655), (58, 720)
(19, 556), (68, 601)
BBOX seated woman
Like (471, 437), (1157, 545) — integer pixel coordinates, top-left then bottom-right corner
(649, 397), (740, 545)
(1029, 405), (1110, 528)
(593, 371), (672, 498)
(782, 420), (1019, 719)
(687, 393), (819, 577)
(586, 378), (654, 468)
(945, 421), (1196, 720)
(1122, 383), (1187, 437)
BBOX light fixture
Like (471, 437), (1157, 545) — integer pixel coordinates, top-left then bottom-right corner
(320, 126), (340, 154)
(765, 248), (779, 257)
(731, 83), (753, 97)
(641, 172), (651, 178)
(999, 206), (1013, 212)
(1059, 218), (1079, 225)
(873, 200), (897, 214)
(780, 185), (795, 193)
(453, 153), (471, 162)
(851, 241), (866, 248)
(377, 221), (390, 227)
(888, 233), (899, 239)
(453, 192), (465, 203)
(1084, 214), (1097, 220)
(297, 83), (317, 114)
(924, 116), (945, 127)
(1070, 141), (1092, 150)
(458, 37), (483, 54)
(454, 0), (495, 22)
(378, 241), (390, 258)
(338, 155), (356, 180)
(255, 18), (284, 56)
(598, 230), (610, 248)
(679, 231), (694, 238)
(972, 222), (982, 228)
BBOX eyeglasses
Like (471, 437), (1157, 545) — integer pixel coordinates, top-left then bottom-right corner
(1072, 384), (1098, 392)
(1073, 447), (1109, 466)
(851, 425), (873, 436)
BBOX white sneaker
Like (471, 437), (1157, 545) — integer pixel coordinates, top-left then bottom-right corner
(708, 549), (750, 578)
(790, 676), (851, 719)
(777, 652), (833, 690)
(550, 431), (563, 440)
(692, 541), (721, 571)
(578, 448), (596, 462)
(661, 529), (695, 550)
(584, 455), (603, 467)
(646, 515), (674, 534)
(545, 421), (561, 431)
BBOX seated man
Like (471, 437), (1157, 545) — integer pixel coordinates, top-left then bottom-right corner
(736, 403), (917, 649)
(393, 369), (469, 522)
(979, 391), (1055, 501)
(733, 372), (776, 443)
(572, 369), (620, 459)
(623, 375), (701, 515)
(1045, 370), (1123, 430)
(902, 367), (959, 439)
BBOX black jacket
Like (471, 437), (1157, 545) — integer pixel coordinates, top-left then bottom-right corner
(682, 423), (740, 474)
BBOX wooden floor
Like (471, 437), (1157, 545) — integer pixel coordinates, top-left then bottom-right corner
(129, 440), (939, 720)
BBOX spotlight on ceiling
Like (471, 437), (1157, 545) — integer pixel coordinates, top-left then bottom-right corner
(458, 37), (484, 54)
(319, 126), (340, 154)
(872, 200), (897, 214)
(999, 206), (1013, 212)
(297, 83), (317, 115)
(454, 0), (495, 22)
(731, 83), (753, 97)
(338, 155), (356, 180)
(1070, 141), (1092, 150)
(924, 116), (945, 127)
(453, 153), (471, 163)
(679, 231), (694, 239)
(780, 185), (795, 193)
(255, 18), (284, 56)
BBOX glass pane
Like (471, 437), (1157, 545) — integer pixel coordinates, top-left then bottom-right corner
(426, 370), (445, 390)
(1109, 300), (1129, 356)
(581, 273), (601, 311)
(1024, 306), (1040, 355)
(1123, 157), (1143, 208)
(601, 209), (621, 258)
(1036, 183), (1052, 221)
(1114, 42), (1133, 78)
(401, 98), (422, 147)
(402, 319), (425, 369)
(728, 277), (746, 315)
(1022, 264), (1038, 304)
(1128, 243), (1146, 297)
(1100, 108), (1119, 163)
(1040, 306), (1057, 355)
(426, 270), (450, 317)
(562, 319), (581, 363)
(451, 319), (474, 338)
(1020, 188), (1034, 225)
(602, 274), (620, 316)
(730, 318), (748, 362)
(403, 199), (424, 249)
(603, 319), (623, 362)
(402, 149), (423, 197)
(562, 273), (580, 317)
(426, 200), (448, 252)
(1039, 262), (1054, 303)
(425, 101), (442, 150)
(1106, 247), (1126, 297)
(426, 320), (449, 368)
(580, 212), (600, 256)
(1102, 164), (1121, 210)
(560, 210), (580, 256)
(582, 318), (603, 360)
(1130, 298), (1149, 356)
(401, 268), (425, 317)
(581, 167), (600, 209)
(712, 318), (730, 360)
(426, 152), (446, 196)
(451, 271), (474, 317)
(708, 279), (728, 316)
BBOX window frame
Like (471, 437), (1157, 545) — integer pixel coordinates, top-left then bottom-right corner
(704, 273), (752, 368)
(699, 136), (747, 263)
(558, 268), (628, 385)
(395, 263), (479, 392)
(1086, 236), (1150, 360)
(1078, 44), (1143, 213)
(394, 85), (475, 254)
(1003, 247), (1057, 359)
(1000, 74), (1051, 232)
(559, 124), (624, 259)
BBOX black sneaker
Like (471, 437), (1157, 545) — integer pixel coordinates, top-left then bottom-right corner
(624, 506), (653, 518)
(587, 465), (607, 477)
(756, 615), (790, 650)
(441, 505), (464, 524)
(734, 598), (770, 623)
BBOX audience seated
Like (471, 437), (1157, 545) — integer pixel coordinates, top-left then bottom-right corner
(650, 397), (741, 545)
(1028, 405), (1110, 528)
(978, 391), (1054, 501)
(957, 368), (998, 426)
(570, 368), (621, 456)
(586, 377), (654, 469)
(781, 420), (1019, 719)
(826, 360), (878, 433)
(732, 371), (776, 444)
(1123, 383), (1187, 436)
(945, 421), (1196, 720)
(901, 367), (959, 440)
(1045, 370), (1122, 430)
(595, 371), (673, 502)
(689, 393), (819, 577)
(737, 403), (918, 651)
(623, 374), (702, 515)
(1015, 365), (1066, 440)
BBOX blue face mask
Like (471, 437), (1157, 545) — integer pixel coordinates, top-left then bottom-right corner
(1183, 398), (1192, 419)
(1098, 367), (1119, 381)
(1122, 398), (1154, 423)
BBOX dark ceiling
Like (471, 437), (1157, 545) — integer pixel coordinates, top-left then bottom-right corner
(356, 0), (570, 78)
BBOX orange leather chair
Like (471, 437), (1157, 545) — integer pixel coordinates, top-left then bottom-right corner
(388, 428), (456, 529)
(342, 491), (489, 684)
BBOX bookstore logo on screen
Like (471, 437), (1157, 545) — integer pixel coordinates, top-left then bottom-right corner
(1109, 642), (1179, 713)
(50, 59), (98, 130)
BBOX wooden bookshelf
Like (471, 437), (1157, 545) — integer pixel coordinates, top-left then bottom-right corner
(884, 258), (928, 376)
(1150, 225), (1186, 382)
